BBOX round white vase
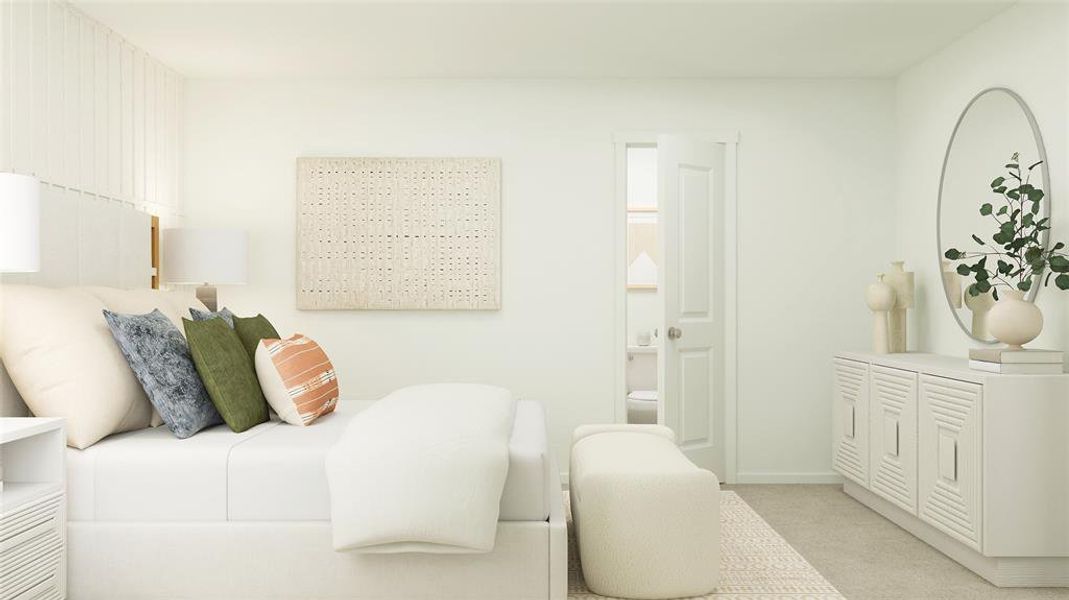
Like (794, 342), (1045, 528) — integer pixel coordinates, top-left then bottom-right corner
(987, 289), (1044, 349)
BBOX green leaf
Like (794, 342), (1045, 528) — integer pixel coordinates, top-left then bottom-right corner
(944, 248), (962, 260)
(1029, 188), (1045, 203)
(977, 279), (992, 294)
(971, 234), (985, 246)
(991, 176), (1006, 188)
(1008, 189), (1021, 200)
(979, 203), (992, 216)
(1049, 255), (1069, 273)
(1023, 213), (1035, 227)
(997, 206), (1008, 216)
(1028, 160), (1044, 171)
(1053, 242), (1065, 251)
(1018, 279), (1033, 292)
(1025, 247), (1042, 263)
(1005, 163), (1019, 169)
(1057, 274), (1069, 290)
(993, 186), (1008, 194)
(992, 287), (1000, 301)
(956, 264), (972, 276)
(997, 260), (1012, 275)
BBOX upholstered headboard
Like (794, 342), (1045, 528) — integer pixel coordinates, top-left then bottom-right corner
(0, 187), (155, 417)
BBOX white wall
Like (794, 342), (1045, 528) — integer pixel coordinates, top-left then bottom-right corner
(626, 289), (657, 347)
(184, 78), (896, 480)
(895, 3), (1069, 357)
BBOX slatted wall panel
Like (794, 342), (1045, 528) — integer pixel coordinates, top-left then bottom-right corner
(0, 0), (183, 216)
(0, 0), (183, 290)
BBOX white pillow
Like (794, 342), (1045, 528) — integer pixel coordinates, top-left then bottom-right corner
(255, 334), (339, 426)
(79, 287), (209, 428)
(0, 285), (154, 448)
(80, 286), (209, 331)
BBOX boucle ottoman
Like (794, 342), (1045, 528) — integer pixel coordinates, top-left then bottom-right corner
(570, 425), (720, 599)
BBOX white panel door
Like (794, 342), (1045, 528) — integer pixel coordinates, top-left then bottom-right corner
(919, 374), (982, 551)
(657, 135), (725, 474)
(869, 365), (918, 514)
(832, 358), (869, 486)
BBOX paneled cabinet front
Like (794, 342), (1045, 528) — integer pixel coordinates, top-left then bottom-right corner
(832, 358), (869, 486)
(868, 366), (918, 514)
(918, 374), (983, 552)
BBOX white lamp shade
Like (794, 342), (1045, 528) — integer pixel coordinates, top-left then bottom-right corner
(0, 173), (40, 273)
(161, 228), (248, 285)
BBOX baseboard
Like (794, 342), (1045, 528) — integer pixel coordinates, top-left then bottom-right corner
(734, 471), (844, 484)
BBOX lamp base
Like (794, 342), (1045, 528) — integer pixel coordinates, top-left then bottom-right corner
(196, 285), (218, 312)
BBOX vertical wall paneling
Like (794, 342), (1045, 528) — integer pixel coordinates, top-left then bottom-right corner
(107, 32), (120, 197)
(10, 1), (31, 175)
(79, 13), (93, 188)
(132, 50), (144, 199)
(144, 58), (156, 206)
(2, 0), (185, 287)
(63, 6), (79, 185)
(31, 0), (47, 177)
(46, 1), (64, 183)
(0, 0), (11, 173)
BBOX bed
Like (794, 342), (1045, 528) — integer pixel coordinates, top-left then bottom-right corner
(1, 197), (567, 599)
(64, 399), (567, 599)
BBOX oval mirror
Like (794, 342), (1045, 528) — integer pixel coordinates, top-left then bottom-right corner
(937, 88), (1050, 343)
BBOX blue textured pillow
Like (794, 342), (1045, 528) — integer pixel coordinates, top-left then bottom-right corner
(190, 307), (235, 328)
(103, 309), (223, 439)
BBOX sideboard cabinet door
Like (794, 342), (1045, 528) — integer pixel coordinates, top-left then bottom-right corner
(918, 374), (982, 551)
(869, 365), (918, 514)
(832, 358), (869, 486)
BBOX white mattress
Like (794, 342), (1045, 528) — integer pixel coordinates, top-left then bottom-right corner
(67, 399), (550, 523)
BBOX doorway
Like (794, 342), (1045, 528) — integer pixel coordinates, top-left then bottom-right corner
(613, 131), (739, 482)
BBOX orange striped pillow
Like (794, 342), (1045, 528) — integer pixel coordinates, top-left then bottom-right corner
(254, 334), (339, 426)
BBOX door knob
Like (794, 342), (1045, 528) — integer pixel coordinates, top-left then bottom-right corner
(667, 326), (683, 340)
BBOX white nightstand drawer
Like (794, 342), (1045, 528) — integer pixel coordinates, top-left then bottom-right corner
(1, 418), (67, 599)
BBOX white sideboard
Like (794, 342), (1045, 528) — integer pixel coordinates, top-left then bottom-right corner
(832, 351), (1069, 587)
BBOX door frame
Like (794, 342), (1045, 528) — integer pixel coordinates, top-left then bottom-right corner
(612, 130), (739, 483)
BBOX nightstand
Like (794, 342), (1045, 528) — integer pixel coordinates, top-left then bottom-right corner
(1, 418), (66, 599)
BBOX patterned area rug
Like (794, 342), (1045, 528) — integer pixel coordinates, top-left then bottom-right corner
(567, 491), (844, 599)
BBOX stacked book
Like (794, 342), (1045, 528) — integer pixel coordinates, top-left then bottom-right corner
(968, 348), (1064, 374)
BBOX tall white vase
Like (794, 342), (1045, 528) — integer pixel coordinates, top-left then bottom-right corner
(988, 289), (1044, 349)
(865, 274), (895, 354)
(884, 261), (914, 353)
(964, 288), (996, 340)
(941, 259), (963, 309)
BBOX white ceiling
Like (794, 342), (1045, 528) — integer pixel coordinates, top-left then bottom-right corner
(73, 0), (1016, 79)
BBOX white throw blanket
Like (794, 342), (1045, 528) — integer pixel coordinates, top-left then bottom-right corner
(325, 383), (517, 554)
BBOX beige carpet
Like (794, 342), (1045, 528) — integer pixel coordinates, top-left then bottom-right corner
(567, 491), (844, 599)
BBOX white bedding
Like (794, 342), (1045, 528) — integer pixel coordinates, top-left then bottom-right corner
(326, 384), (517, 554)
(66, 398), (549, 523)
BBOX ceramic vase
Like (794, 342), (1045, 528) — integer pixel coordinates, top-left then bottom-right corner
(865, 274), (895, 354)
(963, 288), (996, 340)
(987, 289), (1044, 349)
(941, 259), (963, 309)
(884, 261), (914, 353)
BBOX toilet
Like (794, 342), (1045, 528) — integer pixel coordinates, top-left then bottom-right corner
(625, 346), (658, 424)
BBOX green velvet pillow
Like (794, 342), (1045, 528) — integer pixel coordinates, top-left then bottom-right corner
(183, 317), (268, 433)
(233, 314), (281, 362)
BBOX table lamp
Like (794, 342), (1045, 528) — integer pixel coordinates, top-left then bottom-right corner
(161, 228), (247, 311)
(0, 173), (40, 273)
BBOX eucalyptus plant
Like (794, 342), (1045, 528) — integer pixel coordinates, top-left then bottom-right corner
(944, 153), (1069, 300)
